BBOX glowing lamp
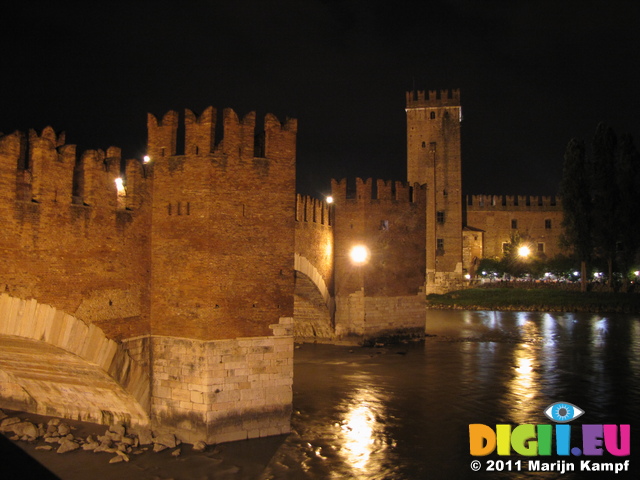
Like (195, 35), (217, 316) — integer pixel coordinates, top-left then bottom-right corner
(143, 155), (151, 164)
(517, 246), (531, 258)
(326, 196), (334, 204)
(349, 245), (369, 264)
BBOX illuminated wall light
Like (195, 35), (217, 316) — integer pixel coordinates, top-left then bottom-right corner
(326, 196), (334, 204)
(517, 245), (531, 258)
(115, 177), (125, 194)
(143, 155), (151, 164)
(349, 245), (369, 264)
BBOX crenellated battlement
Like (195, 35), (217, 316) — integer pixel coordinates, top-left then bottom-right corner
(295, 194), (331, 226)
(147, 107), (298, 161)
(406, 89), (461, 108)
(0, 128), (148, 211)
(331, 178), (426, 204)
(465, 194), (562, 210)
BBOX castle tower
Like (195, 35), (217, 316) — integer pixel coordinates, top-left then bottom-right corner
(406, 89), (464, 293)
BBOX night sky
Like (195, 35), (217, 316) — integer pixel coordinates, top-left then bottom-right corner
(2, 1), (638, 199)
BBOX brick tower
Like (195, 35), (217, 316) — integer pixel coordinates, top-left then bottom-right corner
(406, 89), (464, 293)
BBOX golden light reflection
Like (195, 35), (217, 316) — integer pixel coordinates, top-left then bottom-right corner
(507, 343), (540, 424)
(338, 387), (389, 476)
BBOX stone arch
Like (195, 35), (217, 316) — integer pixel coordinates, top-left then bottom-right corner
(293, 254), (334, 340)
(294, 253), (333, 313)
(0, 293), (149, 426)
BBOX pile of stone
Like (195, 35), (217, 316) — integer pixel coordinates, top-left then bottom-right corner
(0, 409), (207, 464)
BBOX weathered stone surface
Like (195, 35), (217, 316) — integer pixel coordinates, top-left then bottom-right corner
(171, 448), (181, 457)
(57, 438), (80, 453)
(36, 445), (53, 451)
(57, 423), (71, 436)
(11, 421), (38, 439)
(154, 433), (176, 448)
(153, 443), (167, 453)
(192, 441), (207, 452)
(109, 455), (124, 463)
(131, 427), (153, 446)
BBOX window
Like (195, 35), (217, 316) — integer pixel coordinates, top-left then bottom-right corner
(430, 111), (436, 119)
(545, 219), (552, 229)
(436, 211), (445, 224)
(436, 238), (444, 254)
(380, 220), (389, 231)
(538, 243), (545, 253)
(502, 242), (509, 254)
(511, 219), (518, 229)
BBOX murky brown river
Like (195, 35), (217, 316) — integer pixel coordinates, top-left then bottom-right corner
(4, 311), (640, 479)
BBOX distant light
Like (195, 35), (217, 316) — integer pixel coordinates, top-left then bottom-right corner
(634, 271), (640, 277)
(143, 155), (151, 164)
(115, 177), (125, 193)
(573, 271), (580, 277)
(518, 245), (531, 258)
(594, 272), (601, 278)
(481, 271), (487, 276)
(349, 245), (369, 264)
(464, 274), (471, 280)
(326, 196), (334, 204)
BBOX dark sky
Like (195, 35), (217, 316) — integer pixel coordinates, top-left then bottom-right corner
(2, 0), (638, 199)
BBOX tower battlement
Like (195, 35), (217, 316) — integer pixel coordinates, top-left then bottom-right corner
(331, 178), (425, 204)
(296, 194), (331, 226)
(147, 107), (297, 161)
(406, 89), (461, 108)
(0, 128), (147, 211)
(466, 194), (562, 210)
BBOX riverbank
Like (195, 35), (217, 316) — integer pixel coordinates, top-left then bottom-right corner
(426, 286), (640, 314)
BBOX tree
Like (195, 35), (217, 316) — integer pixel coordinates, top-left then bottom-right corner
(590, 123), (619, 288)
(615, 134), (640, 279)
(560, 138), (592, 292)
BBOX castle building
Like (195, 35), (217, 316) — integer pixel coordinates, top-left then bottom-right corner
(294, 89), (564, 339)
(0, 89), (564, 443)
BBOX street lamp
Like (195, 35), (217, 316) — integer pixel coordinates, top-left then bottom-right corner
(518, 245), (531, 258)
(349, 245), (369, 264)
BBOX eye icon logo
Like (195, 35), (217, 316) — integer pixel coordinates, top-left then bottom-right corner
(544, 402), (585, 423)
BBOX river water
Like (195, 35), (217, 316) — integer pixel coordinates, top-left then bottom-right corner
(6, 310), (640, 479)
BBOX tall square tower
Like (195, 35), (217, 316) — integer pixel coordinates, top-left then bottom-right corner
(406, 89), (464, 293)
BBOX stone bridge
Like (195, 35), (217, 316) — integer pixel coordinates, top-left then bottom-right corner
(0, 294), (149, 426)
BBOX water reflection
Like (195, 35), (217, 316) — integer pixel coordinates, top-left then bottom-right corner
(281, 311), (640, 479)
(339, 386), (386, 473)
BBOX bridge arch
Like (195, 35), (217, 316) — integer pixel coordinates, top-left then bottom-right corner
(0, 293), (149, 426)
(293, 253), (335, 340)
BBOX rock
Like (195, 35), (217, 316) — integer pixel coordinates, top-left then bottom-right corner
(109, 423), (126, 437)
(57, 423), (71, 436)
(82, 442), (99, 451)
(47, 418), (61, 427)
(57, 438), (80, 454)
(153, 443), (167, 453)
(37, 423), (46, 437)
(0, 417), (21, 432)
(192, 441), (207, 452)
(154, 433), (176, 448)
(36, 446), (53, 451)
(94, 440), (114, 453)
(115, 450), (130, 462)
(105, 430), (122, 442)
(131, 427), (153, 446)
(120, 436), (135, 446)
(109, 455), (124, 464)
(46, 424), (58, 436)
(12, 421), (38, 439)
(44, 437), (61, 444)
(0, 410), (7, 421)
(171, 448), (181, 457)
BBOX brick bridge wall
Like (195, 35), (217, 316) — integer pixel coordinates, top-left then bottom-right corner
(0, 106), (297, 443)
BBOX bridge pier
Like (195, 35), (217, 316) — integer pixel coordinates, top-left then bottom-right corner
(125, 317), (294, 444)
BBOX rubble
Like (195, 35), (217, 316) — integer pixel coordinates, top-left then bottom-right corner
(0, 411), (211, 465)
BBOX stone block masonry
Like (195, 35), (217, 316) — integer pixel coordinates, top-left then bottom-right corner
(133, 317), (294, 444)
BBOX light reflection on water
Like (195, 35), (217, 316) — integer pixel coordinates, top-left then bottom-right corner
(264, 311), (640, 479)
